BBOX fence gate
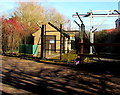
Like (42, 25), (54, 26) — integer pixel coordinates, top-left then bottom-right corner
(41, 23), (80, 63)
(41, 24), (63, 60)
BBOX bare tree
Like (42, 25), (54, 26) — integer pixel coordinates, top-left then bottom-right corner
(14, 2), (46, 34)
(44, 7), (66, 28)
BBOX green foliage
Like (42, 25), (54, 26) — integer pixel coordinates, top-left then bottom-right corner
(94, 29), (120, 54)
(95, 30), (108, 43)
(108, 30), (120, 54)
(53, 52), (77, 62)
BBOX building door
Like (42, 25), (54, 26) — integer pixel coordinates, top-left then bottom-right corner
(45, 35), (56, 52)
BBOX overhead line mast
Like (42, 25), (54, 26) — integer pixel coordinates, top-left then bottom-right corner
(72, 10), (120, 54)
(72, 10), (120, 17)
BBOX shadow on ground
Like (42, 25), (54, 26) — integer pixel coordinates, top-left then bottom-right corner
(2, 67), (120, 95)
(2, 54), (120, 95)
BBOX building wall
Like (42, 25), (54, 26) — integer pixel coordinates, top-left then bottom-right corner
(46, 24), (61, 52)
(115, 18), (120, 28)
(118, 1), (120, 18)
(32, 29), (41, 55)
(32, 24), (69, 55)
(115, 1), (120, 28)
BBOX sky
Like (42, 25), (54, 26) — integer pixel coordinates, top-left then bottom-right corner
(41, 2), (119, 30)
(0, 0), (120, 30)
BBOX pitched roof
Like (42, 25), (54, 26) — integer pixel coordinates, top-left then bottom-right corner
(106, 28), (116, 33)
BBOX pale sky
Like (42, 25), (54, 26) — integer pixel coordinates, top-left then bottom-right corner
(0, 0), (120, 30)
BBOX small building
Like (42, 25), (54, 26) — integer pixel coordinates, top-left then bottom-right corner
(118, 1), (120, 18)
(32, 24), (71, 57)
(115, 18), (120, 28)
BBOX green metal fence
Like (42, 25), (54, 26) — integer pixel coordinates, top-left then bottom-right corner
(19, 44), (38, 54)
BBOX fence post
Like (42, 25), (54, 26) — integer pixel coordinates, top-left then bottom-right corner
(80, 24), (85, 64)
(60, 24), (62, 60)
(41, 25), (45, 59)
